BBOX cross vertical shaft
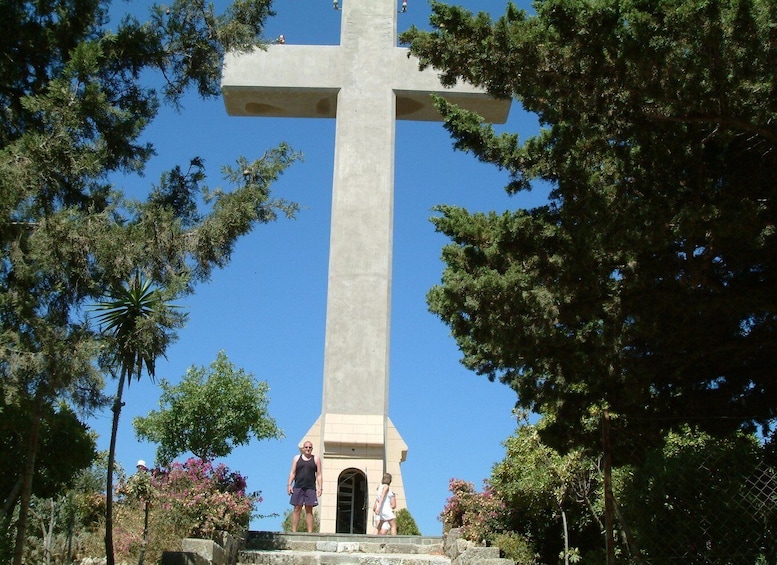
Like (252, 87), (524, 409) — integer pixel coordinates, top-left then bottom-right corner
(323, 0), (398, 417)
(221, 0), (510, 533)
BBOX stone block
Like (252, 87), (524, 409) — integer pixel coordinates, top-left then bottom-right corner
(214, 531), (241, 564)
(412, 542), (444, 555)
(447, 539), (470, 561)
(452, 546), (502, 565)
(336, 541), (361, 553)
(316, 541), (338, 552)
(382, 543), (419, 554)
(238, 551), (321, 565)
(160, 551), (210, 565)
(181, 538), (226, 565)
(443, 529), (463, 557)
(291, 540), (319, 552)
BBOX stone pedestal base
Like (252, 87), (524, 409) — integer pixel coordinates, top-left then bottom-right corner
(301, 414), (407, 533)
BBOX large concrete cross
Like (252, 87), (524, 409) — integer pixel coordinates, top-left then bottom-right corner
(221, 0), (509, 533)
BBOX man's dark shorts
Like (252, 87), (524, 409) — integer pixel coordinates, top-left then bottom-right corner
(290, 487), (319, 507)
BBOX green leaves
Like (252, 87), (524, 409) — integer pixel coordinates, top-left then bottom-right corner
(92, 272), (185, 384)
(2, 1), (294, 562)
(411, 0), (777, 458)
(147, 0), (274, 104)
(133, 351), (283, 464)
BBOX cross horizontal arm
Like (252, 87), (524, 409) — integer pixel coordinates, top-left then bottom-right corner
(223, 45), (340, 118)
(221, 45), (510, 123)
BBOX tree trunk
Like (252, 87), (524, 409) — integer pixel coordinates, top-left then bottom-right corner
(602, 410), (615, 565)
(66, 495), (75, 565)
(612, 492), (648, 564)
(2, 476), (23, 524)
(561, 507), (570, 565)
(35, 497), (56, 565)
(138, 500), (149, 565)
(105, 371), (126, 565)
(12, 393), (44, 565)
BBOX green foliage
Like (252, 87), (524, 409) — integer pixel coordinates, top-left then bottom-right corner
(489, 422), (602, 560)
(395, 508), (421, 535)
(65, 458), (262, 564)
(489, 420), (608, 561)
(16, 457), (112, 564)
(402, 0), (777, 460)
(1, 0), (297, 561)
(439, 478), (508, 543)
(68, 458), (112, 530)
(280, 508), (320, 533)
(405, 1), (777, 551)
(617, 427), (773, 563)
(0, 526), (12, 565)
(0, 403), (97, 561)
(462, 419), (776, 563)
(441, 422), (604, 562)
(93, 273), (184, 564)
(93, 272), (185, 385)
(491, 532), (538, 565)
(133, 350), (283, 465)
(0, 400), (97, 502)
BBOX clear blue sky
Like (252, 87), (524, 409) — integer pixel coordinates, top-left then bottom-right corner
(91, 0), (545, 535)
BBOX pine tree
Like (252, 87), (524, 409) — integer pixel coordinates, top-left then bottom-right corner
(1, 1), (299, 562)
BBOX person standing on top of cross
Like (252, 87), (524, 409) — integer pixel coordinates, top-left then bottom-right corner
(287, 441), (323, 532)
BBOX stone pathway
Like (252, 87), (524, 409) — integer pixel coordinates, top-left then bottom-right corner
(162, 530), (515, 565)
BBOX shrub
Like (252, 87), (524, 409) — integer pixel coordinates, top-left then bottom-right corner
(82, 457), (264, 563)
(439, 478), (508, 543)
(492, 532), (539, 564)
(439, 478), (475, 533)
(280, 507), (320, 532)
(148, 457), (258, 539)
(395, 508), (421, 535)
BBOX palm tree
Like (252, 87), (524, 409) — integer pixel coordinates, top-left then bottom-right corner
(92, 272), (185, 565)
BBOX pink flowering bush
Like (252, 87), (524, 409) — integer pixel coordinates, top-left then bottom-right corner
(439, 478), (508, 543)
(104, 457), (263, 562)
(150, 457), (260, 539)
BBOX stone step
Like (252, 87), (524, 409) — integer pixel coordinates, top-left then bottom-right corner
(162, 530), (514, 565)
(240, 532), (448, 565)
(238, 550), (450, 565)
(238, 532), (514, 565)
(243, 532), (445, 555)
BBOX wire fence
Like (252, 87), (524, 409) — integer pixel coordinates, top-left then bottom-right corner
(615, 447), (777, 564)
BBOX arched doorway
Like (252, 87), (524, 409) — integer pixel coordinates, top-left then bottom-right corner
(336, 468), (368, 534)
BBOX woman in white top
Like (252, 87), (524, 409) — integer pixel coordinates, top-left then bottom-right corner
(373, 472), (397, 535)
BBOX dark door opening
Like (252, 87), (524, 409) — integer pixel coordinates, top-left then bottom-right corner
(336, 468), (368, 534)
